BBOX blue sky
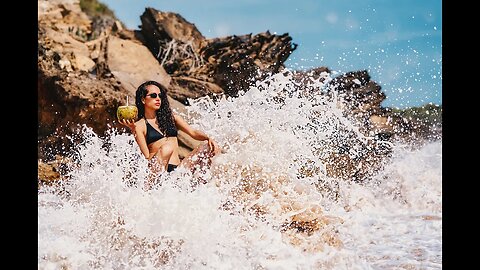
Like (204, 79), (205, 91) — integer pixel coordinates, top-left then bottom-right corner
(101, 0), (442, 109)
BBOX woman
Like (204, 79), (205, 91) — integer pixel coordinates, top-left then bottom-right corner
(119, 80), (220, 188)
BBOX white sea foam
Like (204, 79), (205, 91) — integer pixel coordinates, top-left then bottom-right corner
(38, 71), (441, 269)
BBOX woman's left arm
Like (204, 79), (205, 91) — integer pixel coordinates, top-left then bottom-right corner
(174, 114), (216, 151)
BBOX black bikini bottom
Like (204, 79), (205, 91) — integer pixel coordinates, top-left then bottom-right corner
(167, 164), (178, 172)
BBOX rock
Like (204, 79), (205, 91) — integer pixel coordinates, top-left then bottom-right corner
(106, 36), (171, 96)
(138, 7), (297, 97)
(139, 7), (206, 57)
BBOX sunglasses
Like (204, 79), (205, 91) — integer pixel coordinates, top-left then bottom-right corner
(145, 93), (160, 98)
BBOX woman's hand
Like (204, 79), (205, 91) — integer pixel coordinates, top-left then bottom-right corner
(207, 137), (218, 153)
(118, 119), (136, 133)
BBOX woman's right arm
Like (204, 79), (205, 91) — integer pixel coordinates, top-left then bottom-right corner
(133, 123), (151, 159)
(120, 119), (151, 159)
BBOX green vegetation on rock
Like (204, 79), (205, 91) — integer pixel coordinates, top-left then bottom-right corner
(391, 103), (442, 126)
(79, 0), (117, 19)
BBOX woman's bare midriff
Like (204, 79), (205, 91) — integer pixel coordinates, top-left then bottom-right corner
(147, 137), (181, 166)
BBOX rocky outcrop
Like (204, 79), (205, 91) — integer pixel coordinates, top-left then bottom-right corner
(327, 70), (389, 134)
(38, 0), (195, 167)
(38, 5), (127, 160)
(138, 7), (297, 98)
(326, 70), (441, 144)
(289, 67), (441, 182)
(197, 32), (297, 96)
(139, 8), (206, 59)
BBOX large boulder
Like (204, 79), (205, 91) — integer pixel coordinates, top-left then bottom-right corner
(106, 35), (171, 95)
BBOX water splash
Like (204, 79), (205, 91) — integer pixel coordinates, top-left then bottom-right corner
(38, 71), (441, 269)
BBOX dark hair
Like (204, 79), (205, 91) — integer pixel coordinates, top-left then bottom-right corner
(135, 80), (177, 136)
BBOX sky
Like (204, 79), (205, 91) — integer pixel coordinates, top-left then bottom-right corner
(100, 0), (442, 109)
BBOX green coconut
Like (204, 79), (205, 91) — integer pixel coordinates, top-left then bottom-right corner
(117, 95), (138, 121)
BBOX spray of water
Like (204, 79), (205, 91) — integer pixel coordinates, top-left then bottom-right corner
(38, 70), (441, 269)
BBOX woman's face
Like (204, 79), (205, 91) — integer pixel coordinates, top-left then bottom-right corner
(144, 84), (161, 110)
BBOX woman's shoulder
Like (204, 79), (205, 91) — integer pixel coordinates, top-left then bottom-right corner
(134, 118), (146, 129)
(173, 113), (185, 122)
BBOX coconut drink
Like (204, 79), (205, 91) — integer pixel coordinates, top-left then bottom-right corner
(117, 95), (138, 121)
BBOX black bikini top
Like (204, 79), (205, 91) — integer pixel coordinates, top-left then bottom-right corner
(145, 118), (178, 145)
